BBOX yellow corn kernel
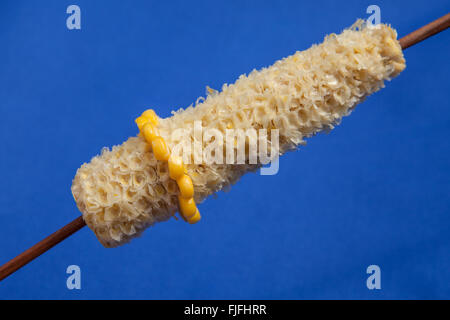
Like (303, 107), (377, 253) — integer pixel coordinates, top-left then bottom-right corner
(178, 196), (197, 219)
(151, 137), (170, 161)
(168, 155), (184, 180)
(141, 109), (159, 125)
(177, 174), (194, 199)
(142, 122), (160, 143)
(135, 116), (149, 131)
(187, 209), (201, 224)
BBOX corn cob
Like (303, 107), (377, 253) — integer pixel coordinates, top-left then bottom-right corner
(71, 20), (406, 247)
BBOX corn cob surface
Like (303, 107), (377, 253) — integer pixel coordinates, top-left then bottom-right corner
(72, 21), (406, 247)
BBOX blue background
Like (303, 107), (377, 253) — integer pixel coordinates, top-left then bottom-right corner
(0, 0), (449, 299)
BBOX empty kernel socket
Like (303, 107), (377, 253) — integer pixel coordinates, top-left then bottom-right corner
(72, 21), (405, 247)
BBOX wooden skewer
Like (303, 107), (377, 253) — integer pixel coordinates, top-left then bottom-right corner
(0, 13), (449, 283)
(0, 216), (86, 281)
(399, 12), (450, 49)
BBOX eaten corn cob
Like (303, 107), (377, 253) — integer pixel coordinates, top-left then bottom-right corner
(72, 20), (406, 247)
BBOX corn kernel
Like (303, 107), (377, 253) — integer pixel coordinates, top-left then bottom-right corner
(168, 155), (184, 180)
(178, 196), (197, 218)
(187, 209), (201, 224)
(142, 122), (160, 143)
(135, 116), (149, 131)
(141, 109), (159, 125)
(177, 174), (194, 199)
(152, 137), (170, 161)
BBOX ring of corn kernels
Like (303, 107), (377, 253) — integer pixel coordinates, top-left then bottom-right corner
(135, 109), (201, 224)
